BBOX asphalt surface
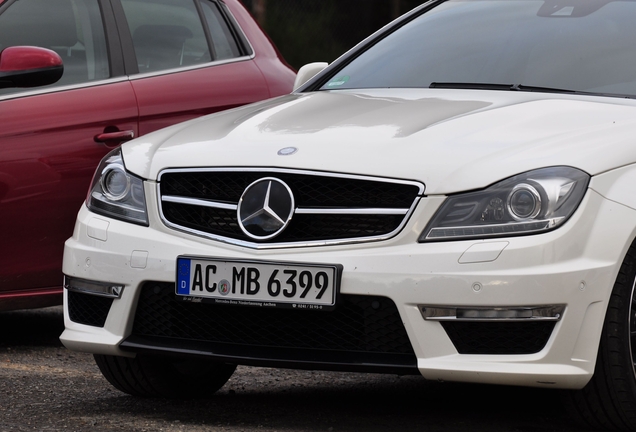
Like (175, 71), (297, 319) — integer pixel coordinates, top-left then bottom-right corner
(0, 306), (591, 431)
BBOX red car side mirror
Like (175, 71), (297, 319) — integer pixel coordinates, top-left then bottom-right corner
(0, 46), (64, 89)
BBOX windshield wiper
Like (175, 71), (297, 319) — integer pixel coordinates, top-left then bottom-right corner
(429, 82), (515, 91)
(429, 82), (580, 94)
(429, 82), (636, 99)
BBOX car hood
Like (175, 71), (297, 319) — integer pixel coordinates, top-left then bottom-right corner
(123, 89), (636, 195)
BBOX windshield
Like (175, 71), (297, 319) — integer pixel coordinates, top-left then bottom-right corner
(320, 0), (636, 98)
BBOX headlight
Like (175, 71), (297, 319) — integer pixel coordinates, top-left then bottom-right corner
(419, 167), (589, 242)
(86, 148), (148, 226)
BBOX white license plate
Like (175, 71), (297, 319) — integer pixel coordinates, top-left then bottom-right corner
(176, 256), (341, 310)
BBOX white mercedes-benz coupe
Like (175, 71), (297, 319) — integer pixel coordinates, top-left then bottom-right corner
(61, 0), (636, 429)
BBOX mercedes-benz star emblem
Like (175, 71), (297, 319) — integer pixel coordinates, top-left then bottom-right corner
(237, 178), (295, 240)
(277, 147), (298, 156)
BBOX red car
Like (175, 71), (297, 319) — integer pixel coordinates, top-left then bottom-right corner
(0, 0), (295, 311)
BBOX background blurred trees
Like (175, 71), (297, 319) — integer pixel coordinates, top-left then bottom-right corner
(240, 0), (425, 69)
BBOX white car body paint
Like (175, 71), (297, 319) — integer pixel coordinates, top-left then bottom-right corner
(61, 89), (636, 389)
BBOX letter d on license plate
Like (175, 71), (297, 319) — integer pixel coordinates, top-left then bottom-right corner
(176, 256), (342, 310)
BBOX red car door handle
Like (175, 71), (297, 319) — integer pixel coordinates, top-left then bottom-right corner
(94, 130), (135, 144)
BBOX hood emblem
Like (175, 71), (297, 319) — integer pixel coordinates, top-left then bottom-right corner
(277, 147), (298, 156)
(238, 178), (295, 240)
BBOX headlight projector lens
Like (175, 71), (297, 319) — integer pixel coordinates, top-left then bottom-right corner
(507, 183), (541, 220)
(101, 166), (130, 201)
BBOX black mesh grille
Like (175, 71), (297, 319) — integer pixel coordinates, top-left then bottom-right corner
(161, 171), (419, 207)
(129, 282), (416, 365)
(441, 321), (556, 355)
(163, 203), (240, 238)
(67, 291), (114, 327)
(160, 171), (421, 244)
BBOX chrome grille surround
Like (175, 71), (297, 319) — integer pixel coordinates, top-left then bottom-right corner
(157, 168), (425, 249)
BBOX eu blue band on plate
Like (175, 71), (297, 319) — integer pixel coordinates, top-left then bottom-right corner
(177, 258), (191, 295)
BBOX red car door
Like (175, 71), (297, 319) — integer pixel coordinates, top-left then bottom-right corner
(0, 0), (138, 310)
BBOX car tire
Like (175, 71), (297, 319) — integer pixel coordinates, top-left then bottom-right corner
(563, 244), (636, 431)
(94, 354), (236, 398)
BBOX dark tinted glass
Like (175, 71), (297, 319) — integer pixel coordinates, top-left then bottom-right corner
(121, 0), (212, 73)
(322, 0), (636, 97)
(200, 1), (241, 61)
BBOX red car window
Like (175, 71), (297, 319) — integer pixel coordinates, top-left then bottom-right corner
(120, 0), (212, 73)
(200, 1), (242, 60)
(0, 0), (109, 96)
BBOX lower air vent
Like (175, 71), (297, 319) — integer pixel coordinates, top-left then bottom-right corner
(123, 282), (419, 373)
(441, 321), (556, 355)
(67, 290), (114, 327)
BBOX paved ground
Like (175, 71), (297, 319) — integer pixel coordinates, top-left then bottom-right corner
(0, 306), (591, 431)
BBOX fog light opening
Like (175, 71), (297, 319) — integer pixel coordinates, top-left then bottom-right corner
(64, 276), (124, 299)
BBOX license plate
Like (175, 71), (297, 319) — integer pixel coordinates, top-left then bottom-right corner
(176, 256), (342, 310)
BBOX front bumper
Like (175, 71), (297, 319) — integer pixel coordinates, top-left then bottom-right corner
(61, 183), (636, 389)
